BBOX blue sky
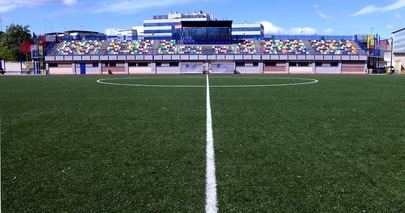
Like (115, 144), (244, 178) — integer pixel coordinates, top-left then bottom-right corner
(0, 0), (404, 37)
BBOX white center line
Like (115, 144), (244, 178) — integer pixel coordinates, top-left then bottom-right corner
(205, 75), (218, 213)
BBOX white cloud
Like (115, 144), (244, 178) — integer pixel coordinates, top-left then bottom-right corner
(0, 0), (207, 14)
(289, 27), (317, 35)
(316, 10), (327, 19)
(259, 21), (317, 35)
(105, 28), (121, 36)
(0, 4), (17, 12)
(351, 0), (405, 16)
(313, 5), (331, 20)
(63, 0), (77, 5)
(258, 21), (283, 34)
(94, 0), (204, 14)
(394, 13), (402, 18)
(0, 0), (77, 12)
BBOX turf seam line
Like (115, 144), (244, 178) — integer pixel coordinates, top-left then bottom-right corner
(205, 75), (218, 213)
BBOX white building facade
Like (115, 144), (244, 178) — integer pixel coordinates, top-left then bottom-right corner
(392, 28), (405, 73)
(143, 12), (264, 40)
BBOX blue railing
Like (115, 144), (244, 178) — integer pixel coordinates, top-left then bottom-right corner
(44, 42), (58, 55)
(264, 35), (354, 41)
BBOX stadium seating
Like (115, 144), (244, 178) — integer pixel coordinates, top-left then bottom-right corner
(158, 40), (177, 54)
(55, 40), (103, 55)
(107, 40), (152, 55)
(52, 39), (361, 56)
(310, 40), (357, 55)
(212, 45), (237, 54)
(177, 45), (203, 54)
(262, 40), (308, 54)
(236, 40), (257, 54)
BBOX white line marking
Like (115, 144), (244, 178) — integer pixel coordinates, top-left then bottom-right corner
(96, 77), (318, 88)
(205, 75), (218, 213)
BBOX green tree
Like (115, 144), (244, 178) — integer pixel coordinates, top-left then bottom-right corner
(0, 24), (32, 61)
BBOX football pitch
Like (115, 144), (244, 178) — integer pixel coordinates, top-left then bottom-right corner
(1, 75), (405, 212)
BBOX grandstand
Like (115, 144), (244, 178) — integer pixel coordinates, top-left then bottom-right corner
(44, 13), (367, 75)
(46, 37), (367, 75)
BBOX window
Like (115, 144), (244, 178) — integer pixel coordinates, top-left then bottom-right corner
(138, 62), (149, 67)
(169, 62), (179, 67)
(298, 62), (309, 67)
(92, 63), (99, 68)
(331, 62), (339, 67)
(109, 63), (116, 67)
(144, 30), (173, 34)
(252, 62), (259, 67)
(236, 62), (245, 67)
(128, 62), (137, 67)
(315, 62), (323, 67)
(156, 62), (162, 67)
(265, 62), (277, 67)
(289, 62), (297, 67)
(49, 63), (58, 67)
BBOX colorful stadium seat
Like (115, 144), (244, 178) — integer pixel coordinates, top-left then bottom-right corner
(158, 40), (177, 54)
(107, 40), (152, 55)
(177, 45), (203, 54)
(55, 40), (103, 55)
(262, 40), (308, 54)
(213, 45), (236, 54)
(310, 40), (357, 55)
(237, 40), (257, 54)
(52, 39), (359, 56)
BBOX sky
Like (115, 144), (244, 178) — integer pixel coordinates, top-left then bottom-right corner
(0, 0), (403, 38)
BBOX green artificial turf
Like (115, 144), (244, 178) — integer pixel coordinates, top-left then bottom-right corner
(1, 75), (405, 212)
(210, 75), (405, 212)
(0, 76), (206, 212)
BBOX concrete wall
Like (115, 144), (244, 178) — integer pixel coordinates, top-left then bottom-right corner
(236, 62), (262, 74)
(75, 63), (101, 75)
(43, 60), (368, 75)
(49, 63), (74, 75)
(263, 62), (287, 74)
(212, 63), (235, 74)
(156, 64), (180, 74)
(129, 66), (154, 74)
(289, 65), (314, 74)
(180, 63), (203, 74)
(315, 63), (341, 74)
(102, 63), (126, 74)
(342, 62), (366, 74)
(393, 54), (405, 74)
(315, 66), (341, 74)
(3, 61), (33, 74)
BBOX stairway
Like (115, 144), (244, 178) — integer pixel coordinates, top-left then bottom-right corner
(152, 40), (161, 54)
(351, 41), (366, 54)
(253, 40), (263, 54)
(98, 40), (110, 55)
(203, 45), (215, 55)
(45, 42), (59, 55)
(304, 40), (315, 54)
